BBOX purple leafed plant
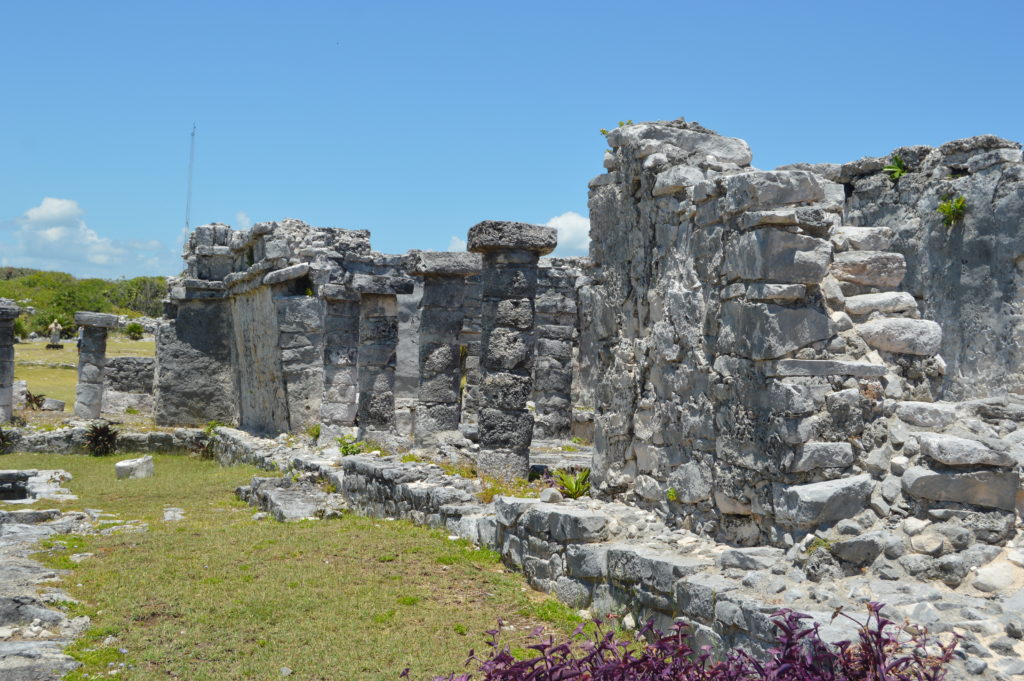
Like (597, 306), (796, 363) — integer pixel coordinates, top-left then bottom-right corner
(403, 603), (958, 681)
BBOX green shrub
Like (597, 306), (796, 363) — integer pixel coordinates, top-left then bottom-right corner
(937, 194), (966, 227)
(25, 390), (46, 411)
(883, 154), (906, 181)
(337, 434), (368, 456)
(124, 322), (144, 340)
(124, 407), (139, 415)
(305, 423), (321, 441)
(666, 487), (679, 502)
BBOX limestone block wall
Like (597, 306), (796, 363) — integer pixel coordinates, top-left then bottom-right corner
(809, 137), (1024, 400)
(232, 288), (291, 434)
(154, 298), (238, 426)
(533, 258), (586, 440)
(583, 120), (982, 545)
(104, 357), (155, 393)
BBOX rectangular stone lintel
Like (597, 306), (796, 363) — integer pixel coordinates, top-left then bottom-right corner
(74, 311), (121, 328)
(765, 359), (887, 378)
(263, 263), (311, 286)
(350, 273), (415, 296)
(406, 250), (482, 277)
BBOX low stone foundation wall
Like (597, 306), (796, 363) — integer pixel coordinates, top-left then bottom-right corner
(210, 427), (1016, 677)
(1, 426), (208, 455)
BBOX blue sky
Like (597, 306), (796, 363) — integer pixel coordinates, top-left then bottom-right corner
(2, 1), (1021, 279)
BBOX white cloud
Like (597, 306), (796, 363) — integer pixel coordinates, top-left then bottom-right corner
(0, 197), (182, 278)
(235, 211), (252, 229)
(447, 235), (467, 252)
(23, 197), (83, 224)
(544, 211), (590, 256)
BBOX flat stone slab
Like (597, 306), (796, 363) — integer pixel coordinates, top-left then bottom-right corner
(902, 465), (1018, 511)
(467, 221), (557, 254)
(765, 359), (886, 377)
(917, 433), (1015, 467)
(263, 263), (310, 285)
(844, 291), (917, 316)
(831, 251), (906, 288)
(896, 401), (957, 428)
(406, 251), (482, 276)
(856, 318), (941, 356)
(73, 311), (119, 328)
(350, 274), (415, 296)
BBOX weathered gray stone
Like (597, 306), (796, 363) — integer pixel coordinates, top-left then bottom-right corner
(467, 221), (557, 255)
(856, 318), (942, 356)
(74, 311), (120, 328)
(773, 474), (873, 528)
(843, 292), (917, 316)
(406, 250), (482, 276)
(723, 230), (830, 284)
(115, 455), (154, 480)
(832, 225), (894, 251)
(831, 531), (885, 566)
(831, 251), (907, 288)
(895, 401), (957, 428)
(719, 546), (783, 570)
(791, 442), (854, 471)
(765, 359), (887, 377)
(902, 465), (1018, 511)
(917, 433), (1015, 467)
(722, 170), (826, 213)
(652, 165), (705, 196)
(718, 301), (832, 360)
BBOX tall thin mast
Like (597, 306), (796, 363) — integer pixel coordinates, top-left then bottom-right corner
(184, 123), (197, 230)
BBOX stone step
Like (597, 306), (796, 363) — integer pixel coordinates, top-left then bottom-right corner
(855, 318), (942, 356)
(765, 359), (887, 377)
(902, 465), (1018, 511)
(895, 401), (957, 428)
(844, 291), (917, 316)
(832, 225), (894, 252)
(831, 250), (907, 288)
(917, 433), (1016, 468)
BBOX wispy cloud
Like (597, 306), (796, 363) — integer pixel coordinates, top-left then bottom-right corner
(545, 211), (590, 256)
(235, 211), (252, 229)
(447, 235), (467, 252)
(0, 198), (183, 278)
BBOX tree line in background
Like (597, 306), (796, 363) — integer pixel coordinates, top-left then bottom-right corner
(0, 268), (165, 338)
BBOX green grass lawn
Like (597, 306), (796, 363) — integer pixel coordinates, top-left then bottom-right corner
(1, 453), (582, 680)
(14, 337), (155, 406)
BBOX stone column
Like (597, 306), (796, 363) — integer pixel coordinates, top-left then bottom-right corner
(74, 312), (120, 419)
(353, 274), (414, 432)
(459, 275), (482, 427)
(468, 221), (557, 479)
(407, 251), (481, 447)
(0, 302), (21, 423)
(533, 261), (580, 439)
(320, 284), (361, 433)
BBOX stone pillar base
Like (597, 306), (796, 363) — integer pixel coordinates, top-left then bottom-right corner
(477, 448), (529, 481)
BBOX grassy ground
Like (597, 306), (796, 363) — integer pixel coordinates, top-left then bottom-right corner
(1, 452), (583, 681)
(14, 336), (155, 406)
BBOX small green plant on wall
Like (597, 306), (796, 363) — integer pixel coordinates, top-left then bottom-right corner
(666, 487), (679, 502)
(937, 194), (967, 228)
(599, 120), (633, 135)
(883, 154), (907, 181)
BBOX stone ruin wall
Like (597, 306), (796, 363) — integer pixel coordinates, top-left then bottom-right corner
(584, 120), (1023, 553)
(153, 219), (588, 446)
(139, 119), (1023, 564)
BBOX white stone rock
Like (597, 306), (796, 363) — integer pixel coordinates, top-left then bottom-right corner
(844, 292), (917, 316)
(918, 433), (1015, 467)
(856, 318), (942, 356)
(115, 455), (154, 480)
(895, 402), (957, 428)
(973, 560), (1017, 593)
(652, 166), (705, 196)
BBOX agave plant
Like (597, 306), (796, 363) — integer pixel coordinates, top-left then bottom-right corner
(553, 467), (590, 499)
(85, 421), (119, 456)
(24, 391), (46, 411)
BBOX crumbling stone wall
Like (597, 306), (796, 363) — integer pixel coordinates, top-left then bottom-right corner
(796, 137), (1024, 400)
(584, 120), (1020, 555)
(104, 357), (155, 393)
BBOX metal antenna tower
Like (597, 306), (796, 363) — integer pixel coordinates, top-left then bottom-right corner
(184, 122), (197, 230)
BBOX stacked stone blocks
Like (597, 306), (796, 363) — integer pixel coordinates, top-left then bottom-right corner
(469, 220), (557, 479)
(73, 311), (119, 419)
(0, 302), (20, 422)
(353, 274), (414, 432)
(407, 251), (481, 446)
